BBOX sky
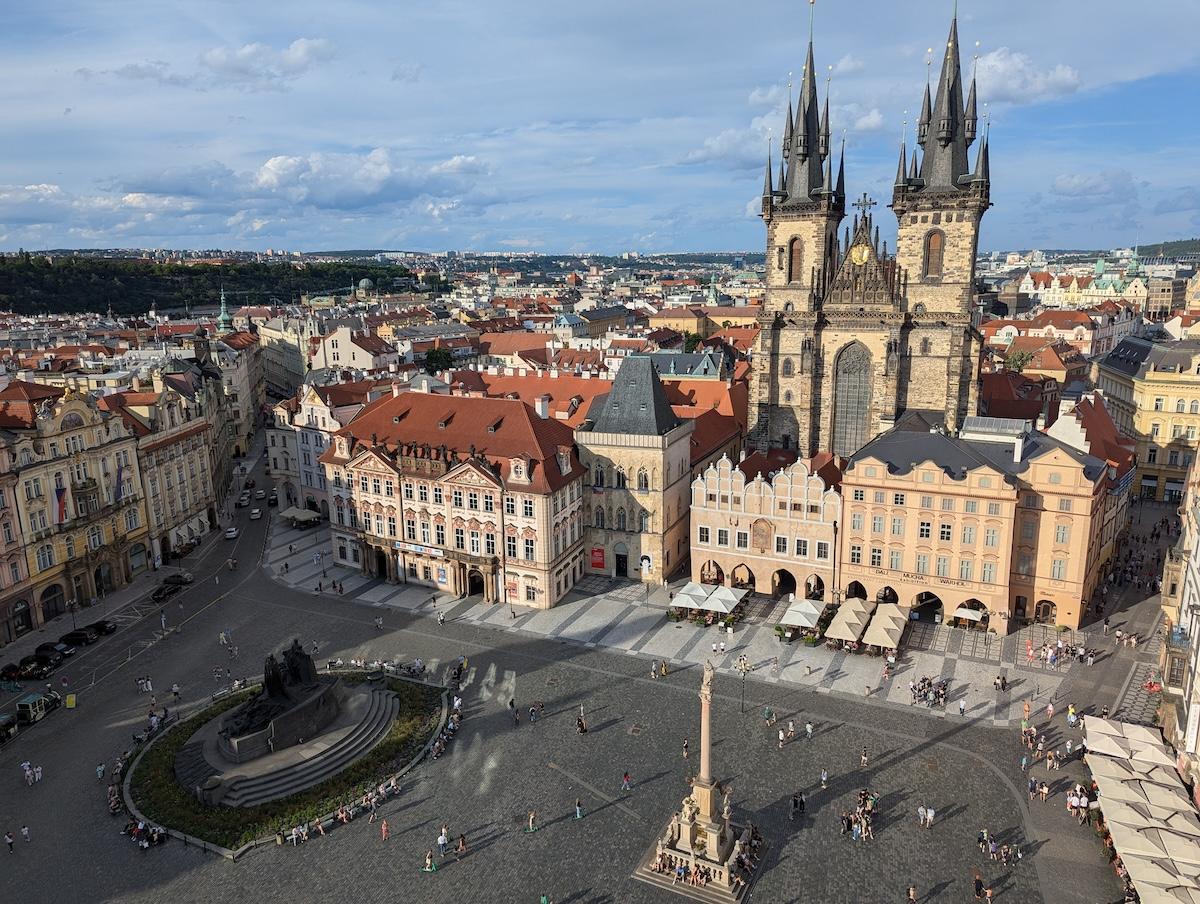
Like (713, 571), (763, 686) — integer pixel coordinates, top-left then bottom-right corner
(0, 0), (1198, 255)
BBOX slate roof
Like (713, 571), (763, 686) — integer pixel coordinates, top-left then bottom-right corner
(587, 356), (680, 436)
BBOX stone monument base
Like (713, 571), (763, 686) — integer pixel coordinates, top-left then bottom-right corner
(631, 818), (765, 903)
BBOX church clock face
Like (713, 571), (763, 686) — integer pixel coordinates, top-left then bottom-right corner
(849, 243), (870, 266)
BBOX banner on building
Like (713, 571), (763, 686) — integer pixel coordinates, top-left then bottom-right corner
(55, 487), (67, 524)
(590, 547), (605, 569)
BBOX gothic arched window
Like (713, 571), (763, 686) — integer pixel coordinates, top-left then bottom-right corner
(639, 511), (650, 532)
(923, 230), (945, 279)
(637, 469), (649, 492)
(831, 342), (873, 458)
(616, 508), (627, 531)
(593, 464), (604, 488)
(614, 468), (627, 489)
(782, 357), (794, 378)
(920, 337), (932, 356)
(594, 508), (605, 529)
(788, 238), (803, 284)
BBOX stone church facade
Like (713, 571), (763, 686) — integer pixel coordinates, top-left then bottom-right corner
(748, 14), (991, 459)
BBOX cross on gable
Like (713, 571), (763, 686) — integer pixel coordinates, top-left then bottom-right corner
(852, 193), (877, 215)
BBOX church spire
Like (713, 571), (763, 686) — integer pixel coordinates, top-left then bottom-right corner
(894, 141), (908, 187)
(217, 285), (233, 332)
(835, 135), (846, 202)
(782, 9), (826, 205)
(971, 132), (990, 185)
(917, 13), (972, 191)
(964, 75), (978, 146)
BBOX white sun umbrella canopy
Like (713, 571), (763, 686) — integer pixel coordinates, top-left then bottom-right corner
(1106, 822), (1200, 863)
(1134, 744), (1185, 771)
(677, 581), (710, 600)
(1087, 733), (1137, 759)
(1137, 882), (1200, 904)
(862, 603), (907, 649)
(1121, 855), (1200, 889)
(825, 598), (876, 643)
(1085, 715), (1128, 738)
(709, 585), (747, 607)
(1089, 756), (1183, 790)
(673, 584), (711, 610)
(780, 597), (824, 629)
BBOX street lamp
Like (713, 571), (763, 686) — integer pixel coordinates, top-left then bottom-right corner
(734, 654), (752, 713)
(68, 599), (78, 630)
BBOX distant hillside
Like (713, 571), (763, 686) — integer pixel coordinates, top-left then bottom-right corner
(1146, 238), (1200, 257)
(0, 256), (412, 317)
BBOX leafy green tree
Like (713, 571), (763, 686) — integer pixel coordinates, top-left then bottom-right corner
(423, 347), (453, 373)
(1005, 349), (1034, 373)
(684, 332), (702, 353)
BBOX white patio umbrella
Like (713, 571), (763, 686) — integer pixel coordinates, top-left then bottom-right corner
(1085, 715), (1128, 738)
(780, 597), (823, 629)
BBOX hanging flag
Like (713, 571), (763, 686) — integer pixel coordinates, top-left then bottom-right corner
(55, 487), (67, 524)
(114, 463), (124, 502)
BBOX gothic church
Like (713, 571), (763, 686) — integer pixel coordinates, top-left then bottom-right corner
(748, 13), (991, 458)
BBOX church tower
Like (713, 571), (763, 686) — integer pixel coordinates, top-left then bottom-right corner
(748, 10), (991, 457)
(747, 25), (845, 453)
(890, 14), (991, 431)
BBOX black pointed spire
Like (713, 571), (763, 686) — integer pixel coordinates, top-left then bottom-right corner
(919, 14), (972, 191)
(777, 156), (786, 196)
(971, 133), (990, 185)
(894, 142), (908, 187)
(909, 147), (920, 182)
(783, 37), (825, 203)
(965, 76), (978, 145)
(782, 98), (794, 160)
(835, 138), (846, 202)
(917, 83), (932, 146)
(819, 90), (830, 158)
(821, 149), (832, 195)
(763, 147), (773, 199)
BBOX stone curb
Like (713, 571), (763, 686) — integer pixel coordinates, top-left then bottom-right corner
(122, 676), (448, 861)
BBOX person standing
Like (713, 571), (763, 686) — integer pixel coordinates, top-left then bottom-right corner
(786, 719), (795, 740)
(925, 805), (935, 828)
(917, 804), (927, 827)
(171, 683), (181, 703)
(805, 720), (813, 740)
(438, 612), (446, 627)
(907, 886), (918, 903)
(820, 768), (828, 790)
(790, 793), (799, 821)
(778, 728), (785, 749)
(96, 763), (105, 782)
(621, 771), (632, 791)
(959, 698), (967, 717)
(575, 799), (583, 820)
(380, 819), (390, 842)
(19, 826), (29, 843)
(860, 746), (868, 768)
(437, 829), (447, 854)
(33, 765), (42, 783)
(682, 738), (689, 761)
(3, 832), (13, 853)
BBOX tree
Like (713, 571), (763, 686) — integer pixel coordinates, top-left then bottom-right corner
(1004, 349), (1034, 373)
(423, 347), (453, 374)
(684, 332), (702, 353)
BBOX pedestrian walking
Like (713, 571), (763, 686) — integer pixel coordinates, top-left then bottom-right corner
(805, 720), (813, 740)
(1103, 618), (1110, 636)
(860, 746), (868, 768)
(820, 768), (828, 790)
(925, 806), (935, 827)
(33, 765), (42, 783)
(908, 886), (918, 903)
(622, 771), (632, 791)
(798, 791), (805, 815)
(917, 804), (927, 826)
(778, 727), (785, 749)
(575, 798), (583, 820)
(438, 612), (446, 627)
(172, 683), (180, 703)
(1020, 754), (1028, 772)
(380, 819), (390, 842)
(712, 642), (717, 654)
(682, 738), (689, 760)
(4, 832), (12, 853)
(19, 826), (29, 843)
(719, 640), (726, 654)
(527, 811), (537, 833)
(96, 763), (105, 782)
(650, 660), (658, 679)
(790, 793), (800, 821)
(787, 719), (795, 739)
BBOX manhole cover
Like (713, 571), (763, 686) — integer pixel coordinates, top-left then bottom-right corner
(629, 723), (645, 736)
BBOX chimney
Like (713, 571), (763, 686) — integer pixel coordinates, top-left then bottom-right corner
(391, 382), (401, 398)
(534, 395), (550, 419)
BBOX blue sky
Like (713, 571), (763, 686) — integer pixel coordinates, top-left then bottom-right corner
(0, 0), (1197, 254)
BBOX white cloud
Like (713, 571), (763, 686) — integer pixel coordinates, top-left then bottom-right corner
(748, 83), (785, 107)
(833, 54), (864, 75)
(200, 38), (334, 90)
(976, 47), (1080, 104)
(853, 109), (884, 132)
(391, 62), (423, 83)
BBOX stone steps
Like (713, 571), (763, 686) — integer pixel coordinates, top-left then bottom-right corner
(174, 739), (221, 791)
(220, 687), (399, 808)
(631, 863), (745, 904)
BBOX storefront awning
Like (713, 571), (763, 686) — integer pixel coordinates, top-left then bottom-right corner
(1142, 476), (1160, 484)
(1167, 481), (1185, 491)
(952, 606), (985, 622)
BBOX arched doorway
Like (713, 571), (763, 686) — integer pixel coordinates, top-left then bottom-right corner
(731, 564), (756, 592)
(467, 569), (485, 596)
(772, 569), (797, 598)
(912, 591), (943, 623)
(374, 548), (389, 580)
(614, 542), (629, 578)
(846, 580), (867, 601)
(305, 495), (318, 513)
(40, 584), (65, 621)
(11, 600), (32, 636)
(94, 563), (113, 595)
(805, 574), (825, 601)
(953, 598), (989, 630)
(1034, 599), (1057, 625)
(129, 542), (148, 574)
(700, 560), (724, 585)
(319, 499), (330, 520)
(877, 586), (898, 605)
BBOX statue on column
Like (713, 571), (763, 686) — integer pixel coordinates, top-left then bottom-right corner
(700, 659), (715, 704)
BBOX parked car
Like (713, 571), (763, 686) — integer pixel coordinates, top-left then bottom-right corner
(0, 713), (17, 743)
(61, 628), (99, 646)
(30, 647), (63, 668)
(35, 642), (74, 659)
(235, 495), (251, 508)
(87, 619), (118, 636)
(249, 508), (262, 520)
(1, 662), (23, 681)
(268, 494), (279, 507)
(151, 584), (180, 603)
(18, 656), (53, 679)
(255, 489), (266, 499)
(162, 572), (194, 586)
(16, 690), (61, 725)
(224, 527), (240, 539)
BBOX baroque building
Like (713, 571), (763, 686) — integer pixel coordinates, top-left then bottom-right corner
(749, 13), (990, 458)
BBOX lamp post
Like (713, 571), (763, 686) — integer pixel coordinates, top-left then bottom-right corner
(734, 654), (752, 713)
(68, 599), (78, 630)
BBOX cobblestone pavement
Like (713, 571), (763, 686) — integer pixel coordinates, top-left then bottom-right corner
(0, 455), (1172, 904)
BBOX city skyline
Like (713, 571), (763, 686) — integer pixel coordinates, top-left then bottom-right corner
(0, 1), (1196, 253)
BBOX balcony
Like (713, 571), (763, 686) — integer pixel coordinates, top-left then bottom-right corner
(73, 477), (97, 493)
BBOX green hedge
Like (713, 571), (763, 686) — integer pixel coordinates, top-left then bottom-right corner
(129, 677), (442, 850)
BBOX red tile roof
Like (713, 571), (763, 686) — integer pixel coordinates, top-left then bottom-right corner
(327, 393), (582, 493)
(478, 332), (549, 357)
